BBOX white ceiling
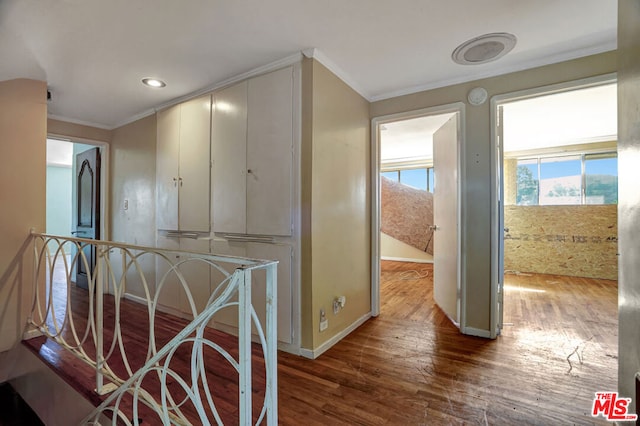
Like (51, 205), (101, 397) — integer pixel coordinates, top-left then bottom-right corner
(381, 83), (616, 163)
(0, 0), (617, 129)
(502, 83), (617, 153)
(380, 114), (453, 163)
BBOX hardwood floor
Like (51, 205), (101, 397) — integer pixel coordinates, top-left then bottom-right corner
(277, 262), (617, 425)
(23, 260), (617, 425)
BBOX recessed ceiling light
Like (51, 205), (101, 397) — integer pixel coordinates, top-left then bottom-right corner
(452, 33), (517, 65)
(142, 78), (166, 88)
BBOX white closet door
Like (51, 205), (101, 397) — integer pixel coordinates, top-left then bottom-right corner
(210, 239), (292, 344)
(178, 238), (211, 317)
(156, 106), (180, 231)
(155, 235), (181, 313)
(209, 239), (248, 329)
(212, 82), (248, 234)
(179, 95), (212, 232)
(247, 242), (293, 344)
(246, 67), (294, 236)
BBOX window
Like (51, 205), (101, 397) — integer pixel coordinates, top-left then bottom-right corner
(585, 153), (618, 204)
(539, 155), (581, 205)
(381, 167), (434, 192)
(516, 159), (539, 205)
(515, 152), (617, 205)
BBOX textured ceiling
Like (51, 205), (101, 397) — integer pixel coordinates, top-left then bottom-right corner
(0, 0), (617, 129)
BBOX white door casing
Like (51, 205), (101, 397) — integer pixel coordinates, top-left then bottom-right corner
(370, 103), (465, 332)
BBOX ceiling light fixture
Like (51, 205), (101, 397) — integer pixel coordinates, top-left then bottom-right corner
(452, 32), (517, 65)
(142, 78), (166, 88)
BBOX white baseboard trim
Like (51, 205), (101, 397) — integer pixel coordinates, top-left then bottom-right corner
(381, 256), (433, 264)
(123, 292), (147, 305)
(123, 293), (301, 355)
(299, 312), (372, 359)
(462, 326), (492, 339)
(22, 328), (43, 340)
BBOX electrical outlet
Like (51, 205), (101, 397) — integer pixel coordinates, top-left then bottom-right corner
(319, 308), (328, 332)
(123, 199), (129, 210)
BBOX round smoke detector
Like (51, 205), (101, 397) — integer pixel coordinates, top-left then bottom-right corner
(452, 32), (517, 65)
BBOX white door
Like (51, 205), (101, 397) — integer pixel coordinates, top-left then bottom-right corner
(212, 81), (248, 234)
(210, 239), (293, 344)
(178, 94), (211, 233)
(246, 67), (294, 236)
(433, 115), (459, 324)
(156, 105), (180, 231)
(491, 106), (505, 338)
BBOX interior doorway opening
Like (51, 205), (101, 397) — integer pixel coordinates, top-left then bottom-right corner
(491, 74), (618, 337)
(371, 103), (465, 330)
(46, 137), (108, 287)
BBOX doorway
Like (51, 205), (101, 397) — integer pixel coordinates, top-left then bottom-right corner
(46, 137), (109, 287)
(490, 74), (618, 336)
(371, 103), (465, 329)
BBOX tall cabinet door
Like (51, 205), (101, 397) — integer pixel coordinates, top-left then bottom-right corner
(247, 242), (293, 344)
(156, 106), (180, 231)
(212, 82), (248, 234)
(155, 235), (181, 312)
(210, 239), (293, 344)
(246, 67), (294, 236)
(179, 95), (212, 232)
(178, 238), (211, 316)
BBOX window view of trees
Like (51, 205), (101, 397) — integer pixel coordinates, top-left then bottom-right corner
(515, 152), (617, 205)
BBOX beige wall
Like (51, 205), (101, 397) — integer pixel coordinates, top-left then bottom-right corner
(0, 79), (47, 352)
(371, 51), (617, 332)
(618, 0), (640, 409)
(48, 118), (111, 142)
(504, 205), (617, 280)
(109, 114), (157, 297)
(301, 59), (371, 351)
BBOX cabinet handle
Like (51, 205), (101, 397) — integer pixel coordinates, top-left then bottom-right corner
(173, 177), (178, 187)
(179, 177), (183, 186)
(247, 169), (252, 174)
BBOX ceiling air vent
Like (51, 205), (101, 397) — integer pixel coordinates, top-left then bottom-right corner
(452, 32), (517, 65)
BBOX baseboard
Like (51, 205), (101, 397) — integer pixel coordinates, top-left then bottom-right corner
(381, 256), (433, 264)
(462, 326), (492, 338)
(299, 312), (372, 359)
(22, 327), (43, 340)
(123, 292), (148, 305)
(123, 293), (301, 355)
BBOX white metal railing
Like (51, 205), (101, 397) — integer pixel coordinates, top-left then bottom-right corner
(27, 232), (278, 425)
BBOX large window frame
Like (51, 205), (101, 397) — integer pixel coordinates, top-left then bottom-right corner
(514, 151), (617, 206)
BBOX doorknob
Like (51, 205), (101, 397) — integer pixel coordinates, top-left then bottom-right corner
(428, 225), (439, 231)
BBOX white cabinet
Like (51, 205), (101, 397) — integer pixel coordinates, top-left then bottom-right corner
(210, 239), (293, 344)
(212, 66), (294, 236)
(157, 94), (212, 232)
(156, 236), (211, 317)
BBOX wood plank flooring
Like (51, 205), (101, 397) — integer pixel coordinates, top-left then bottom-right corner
(277, 262), (617, 425)
(23, 260), (617, 425)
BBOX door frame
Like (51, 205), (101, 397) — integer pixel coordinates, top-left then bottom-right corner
(370, 102), (465, 329)
(47, 134), (110, 241)
(489, 72), (617, 338)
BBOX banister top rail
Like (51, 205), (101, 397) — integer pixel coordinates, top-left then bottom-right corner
(30, 231), (276, 269)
